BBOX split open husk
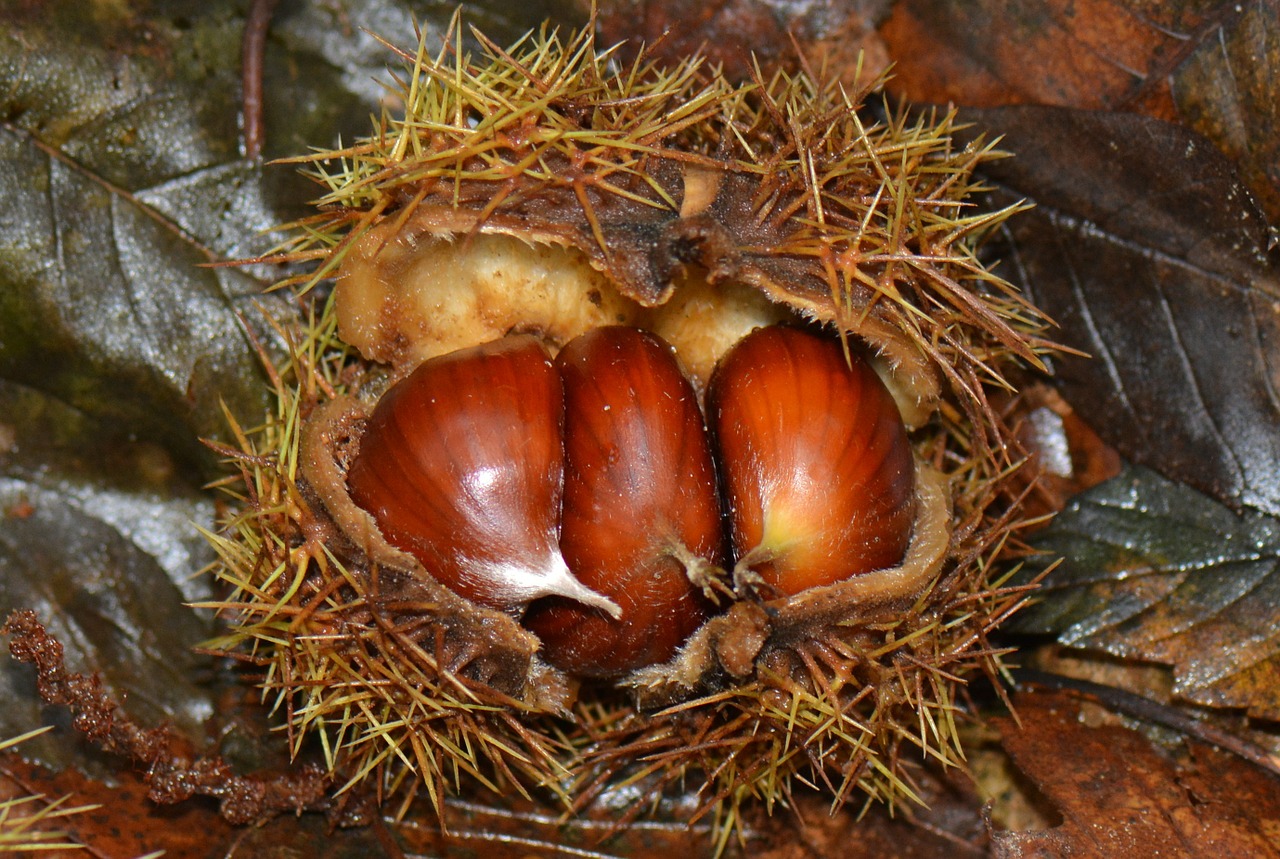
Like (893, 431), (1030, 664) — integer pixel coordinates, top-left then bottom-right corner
(203, 14), (1054, 844)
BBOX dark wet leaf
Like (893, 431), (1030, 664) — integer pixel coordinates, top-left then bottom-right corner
(970, 106), (1280, 517)
(1014, 464), (1280, 719)
(2, 6), (280, 478)
(0, 0), (584, 778)
(0, 381), (218, 769)
(0, 0), (337, 771)
(0, 0), (610, 481)
(881, 0), (1280, 223)
(991, 691), (1280, 858)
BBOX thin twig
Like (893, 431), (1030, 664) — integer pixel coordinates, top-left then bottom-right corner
(242, 0), (280, 161)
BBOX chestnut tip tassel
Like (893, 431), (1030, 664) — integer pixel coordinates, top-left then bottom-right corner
(346, 334), (620, 618)
(708, 325), (917, 597)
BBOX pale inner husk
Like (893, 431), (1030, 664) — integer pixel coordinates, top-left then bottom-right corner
(338, 226), (938, 421)
(643, 272), (797, 394)
(336, 225), (642, 374)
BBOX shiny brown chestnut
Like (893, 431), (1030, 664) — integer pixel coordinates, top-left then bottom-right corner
(346, 335), (619, 616)
(523, 327), (723, 678)
(708, 326), (917, 597)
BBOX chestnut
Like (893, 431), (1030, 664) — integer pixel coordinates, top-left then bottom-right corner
(345, 335), (619, 616)
(522, 327), (723, 677)
(708, 326), (917, 596)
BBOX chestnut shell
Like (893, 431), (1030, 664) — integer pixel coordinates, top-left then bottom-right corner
(345, 335), (616, 615)
(708, 326), (917, 596)
(524, 327), (722, 677)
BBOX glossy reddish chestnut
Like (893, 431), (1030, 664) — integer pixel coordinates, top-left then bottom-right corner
(346, 335), (619, 616)
(522, 327), (723, 677)
(707, 326), (917, 597)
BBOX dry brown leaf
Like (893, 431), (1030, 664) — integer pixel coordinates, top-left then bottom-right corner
(0, 757), (234, 859)
(991, 691), (1280, 858)
(880, 0), (1280, 223)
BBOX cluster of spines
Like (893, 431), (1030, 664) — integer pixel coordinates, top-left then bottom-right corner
(275, 20), (721, 286)
(274, 19), (1051, 411)
(567, 511), (1034, 853)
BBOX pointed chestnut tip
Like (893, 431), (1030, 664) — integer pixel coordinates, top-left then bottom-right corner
(543, 552), (624, 619)
(470, 552), (623, 619)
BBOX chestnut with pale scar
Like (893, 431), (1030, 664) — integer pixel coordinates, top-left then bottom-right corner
(525, 326), (722, 678)
(345, 334), (620, 617)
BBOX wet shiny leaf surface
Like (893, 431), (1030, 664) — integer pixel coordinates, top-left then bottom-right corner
(974, 105), (1280, 517)
(1016, 465), (1280, 719)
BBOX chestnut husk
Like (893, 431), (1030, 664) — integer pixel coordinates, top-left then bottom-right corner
(208, 15), (1053, 839)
